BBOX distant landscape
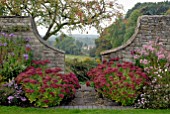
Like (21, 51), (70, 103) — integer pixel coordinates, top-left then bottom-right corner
(47, 34), (99, 47)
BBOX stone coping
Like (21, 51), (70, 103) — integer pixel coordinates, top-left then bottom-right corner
(30, 17), (65, 54)
(100, 16), (141, 55)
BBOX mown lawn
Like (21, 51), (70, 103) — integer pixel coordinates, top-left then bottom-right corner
(65, 54), (93, 61)
(0, 106), (169, 114)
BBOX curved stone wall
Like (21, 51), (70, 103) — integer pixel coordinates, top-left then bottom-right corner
(0, 16), (65, 71)
(101, 15), (170, 62)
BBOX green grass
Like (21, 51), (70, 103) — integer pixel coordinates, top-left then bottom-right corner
(0, 106), (170, 114)
(65, 54), (93, 61)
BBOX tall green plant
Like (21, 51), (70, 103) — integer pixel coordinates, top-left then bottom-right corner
(0, 33), (32, 83)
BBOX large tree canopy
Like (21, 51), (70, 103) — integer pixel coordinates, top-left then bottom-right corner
(0, 0), (122, 40)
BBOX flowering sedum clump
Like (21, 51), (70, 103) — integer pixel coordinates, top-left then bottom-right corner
(133, 39), (170, 109)
(16, 60), (80, 107)
(88, 57), (148, 106)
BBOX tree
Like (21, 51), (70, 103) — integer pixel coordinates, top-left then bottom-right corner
(0, 4), (4, 15)
(55, 34), (82, 55)
(0, 0), (122, 40)
(124, 9), (142, 42)
(165, 8), (170, 15)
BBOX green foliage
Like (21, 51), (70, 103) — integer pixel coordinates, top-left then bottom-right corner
(0, 85), (15, 105)
(165, 8), (170, 15)
(66, 58), (99, 82)
(125, 3), (142, 19)
(95, 37), (112, 56)
(134, 39), (170, 109)
(88, 58), (148, 106)
(124, 9), (142, 42)
(89, 47), (96, 57)
(16, 60), (80, 107)
(0, 4), (5, 16)
(0, 33), (32, 83)
(0, 0), (122, 40)
(126, 1), (170, 18)
(55, 34), (83, 55)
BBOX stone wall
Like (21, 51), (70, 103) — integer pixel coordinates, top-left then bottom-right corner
(101, 15), (170, 62)
(0, 16), (65, 71)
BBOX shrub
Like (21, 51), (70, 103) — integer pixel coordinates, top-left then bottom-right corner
(0, 33), (32, 83)
(66, 57), (99, 82)
(133, 39), (170, 109)
(16, 60), (80, 107)
(88, 58), (148, 106)
(0, 80), (28, 106)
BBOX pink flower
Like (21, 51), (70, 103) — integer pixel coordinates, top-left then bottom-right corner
(157, 53), (165, 60)
(25, 89), (34, 93)
(29, 79), (37, 84)
(49, 92), (55, 97)
(39, 88), (46, 93)
(140, 59), (149, 65)
(86, 81), (90, 86)
(45, 75), (51, 81)
(134, 55), (139, 59)
(23, 78), (30, 83)
(43, 100), (49, 103)
(59, 94), (64, 99)
(51, 83), (59, 88)
(147, 45), (155, 52)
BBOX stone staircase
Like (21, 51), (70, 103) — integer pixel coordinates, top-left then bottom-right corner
(56, 85), (133, 109)
(62, 85), (120, 106)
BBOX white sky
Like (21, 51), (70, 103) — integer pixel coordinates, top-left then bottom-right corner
(38, 0), (170, 36)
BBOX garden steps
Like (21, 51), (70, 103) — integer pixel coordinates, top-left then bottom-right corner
(57, 84), (133, 109)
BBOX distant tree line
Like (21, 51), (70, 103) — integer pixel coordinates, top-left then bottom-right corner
(55, 34), (83, 55)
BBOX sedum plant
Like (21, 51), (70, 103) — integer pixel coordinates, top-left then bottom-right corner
(16, 60), (80, 107)
(88, 57), (148, 106)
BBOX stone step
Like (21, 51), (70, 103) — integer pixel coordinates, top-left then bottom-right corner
(64, 84), (121, 106)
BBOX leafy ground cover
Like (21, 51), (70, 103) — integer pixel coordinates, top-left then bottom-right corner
(0, 106), (170, 114)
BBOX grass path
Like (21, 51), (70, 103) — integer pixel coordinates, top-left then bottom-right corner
(0, 106), (170, 114)
(65, 54), (93, 61)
